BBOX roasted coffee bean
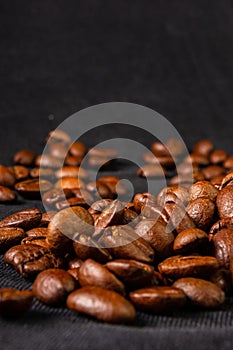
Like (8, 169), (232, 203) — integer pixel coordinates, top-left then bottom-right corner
(40, 212), (56, 227)
(173, 228), (208, 253)
(46, 206), (94, 253)
(4, 244), (63, 279)
(163, 202), (196, 234)
(55, 197), (89, 210)
(133, 193), (157, 214)
(15, 179), (53, 198)
(33, 269), (76, 306)
(212, 228), (233, 269)
(21, 236), (48, 248)
(157, 185), (189, 207)
(64, 154), (82, 167)
(67, 269), (80, 284)
(98, 176), (120, 184)
(177, 162), (199, 176)
(193, 139), (214, 157)
(122, 208), (139, 225)
(48, 142), (68, 159)
(26, 227), (48, 237)
(166, 138), (185, 157)
(143, 153), (175, 169)
(95, 200), (124, 228)
(13, 149), (36, 166)
(88, 156), (111, 168)
(137, 164), (166, 178)
(173, 277), (225, 309)
(135, 218), (174, 259)
(30, 167), (54, 179)
(88, 148), (118, 158)
(220, 170), (233, 189)
(151, 142), (170, 157)
(35, 154), (63, 168)
(130, 286), (186, 313)
(210, 150), (227, 165)
(68, 258), (83, 270)
(101, 226), (154, 263)
(224, 156), (233, 169)
(88, 199), (113, 215)
(42, 188), (73, 208)
(106, 259), (154, 288)
(189, 181), (218, 202)
(210, 269), (232, 295)
(67, 286), (136, 324)
(73, 234), (112, 263)
(0, 208), (42, 230)
(216, 185), (233, 219)
(141, 204), (166, 221)
(186, 198), (215, 230)
(158, 255), (219, 279)
(69, 142), (87, 158)
(87, 181), (115, 199)
(184, 153), (209, 166)
(47, 129), (71, 145)
(0, 165), (16, 187)
(55, 166), (89, 179)
(55, 177), (85, 190)
(12, 166), (29, 181)
(0, 288), (33, 317)
(210, 175), (225, 189)
(169, 173), (204, 185)
(0, 227), (25, 253)
(0, 186), (16, 202)
(202, 165), (225, 180)
(79, 259), (125, 294)
(209, 217), (233, 235)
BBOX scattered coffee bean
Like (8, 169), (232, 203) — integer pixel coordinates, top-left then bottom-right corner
(0, 208), (42, 230)
(0, 227), (25, 253)
(0, 288), (33, 317)
(0, 186), (16, 202)
(13, 149), (36, 166)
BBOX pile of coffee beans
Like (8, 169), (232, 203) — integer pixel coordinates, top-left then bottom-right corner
(0, 131), (233, 324)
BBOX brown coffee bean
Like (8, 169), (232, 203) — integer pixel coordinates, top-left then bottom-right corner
(98, 176), (120, 184)
(133, 192), (157, 213)
(40, 212), (56, 227)
(35, 154), (63, 168)
(87, 181), (115, 199)
(212, 228), (233, 269)
(216, 185), (233, 219)
(189, 181), (218, 202)
(0, 186), (16, 202)
(157, 185), (189, 207)
(158, 255), (219, 279)
(0, 165), (16, 187)
(166, 138), (185, 156)
(46, 206), (94, 253)
(210, 269), (232, 295)
(143, 153), (175, 169)
(55, 177), (85, 190)
(33, 269), (76, 306)
(42, 188), (73, 208)
(48, 142), (68, 159)
(12, 166), (29, 181)
(67, 286), (136, 324)
(4, 244), (63, 279)
(21, 236), (48, 248)
(0, 227), (25, 253)
(79, 259), (125, 294)
(95, 200), (124, 229)
(151, 142), (170, 157)
(67, 269), (80, 284)
(68, 258), (83, 270)
(73, 234), (112, 263)
(137, 164), (166, 178)
(177, 162), (199, 176)
(69, 142), (87, 158)
(13, 149), (36, 166)
(210, 150), (227, 165)
(15, 179), (53, 198)
(129, 286), (186, 313)
(163, 202), (196, 234)
(0, 288), (33, 317)
(184, 153), (209, 166)
(186, 198), (215, 230)
(173, 228), (208, 253)
(210, 175), (225, 189)
(219, 170), (233, 189)
(88, 148), (118, 158)
(55, 166), (89, 180)
(47, 129), (71, 144)
(26, 227), (48, 237)
(55, 197), (89, 210)
(173, 277), (225, 309)
(88, 156), (111, 168)
(30, 167), (54, 179)
(135, 218), (174, 259)
(202, 165), (225, 180)
(88, 199), (113, 215)
(106, 259), (154, 288)
(224, 156), (233, 169)
(101, 226), (154, 263)
(193, 140), (214, 157)
(122, 208), (139, 226)
(209, 217), (233, 235)
(64, 155), (82, 167)
(0, 208), (42, 230)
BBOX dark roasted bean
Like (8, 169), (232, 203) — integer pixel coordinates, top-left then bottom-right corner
(0, 186), (16, 202)
(13, 149), (36, 166)
(0, 165), (16, 187)
(15, 179), (53, 198)
(0, 288), (33, 317)
(0, 208), (42, 230)
(0, 227), (25, 253)
(186, 198), (215, 230)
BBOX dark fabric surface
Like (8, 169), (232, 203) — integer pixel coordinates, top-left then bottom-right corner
(0, 1), (233, 349)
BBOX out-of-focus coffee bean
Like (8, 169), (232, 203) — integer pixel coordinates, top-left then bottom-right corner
(137, 164), (166, 178)
(186, 198), (215, 230)
(68, 258), (83, 270)
(35, 155), (63, 168)
(13, 149), (36, 166)
(88, 156), (111, 168)
(64, 154), (82, 166)
(0, 208), (42, 230)
(55, 197), (89, 210)
(210, 269), (232, 295)
(193, 140), (214, 157)
(15, 179), (53, 198)
(210, 150), (227, 165)
(184, 153), (209, 166)
(129, 286), (186, 313)
(0, 186), (16, 202)
(151, 142), (170, 157)
(224, 156), (233, 169)
(173, 277), (225, 309)
(158, 255), (219, 279)
(173, 228), (208, 253)
(30, 168), (54, 179)
(48, 143), (68, 159)
(55, 177), (85, 190)
(216, 185), (233, 219)
(33, 269), (76, 306)
(12, 166), (29, 181)
(210, 175), (225, 189)
(88, 148), (118, 158)
(47, 129), (71, 144)
(0, 288), (33, 317)
(0, 227), (25, 253)
(0, 165), (16, 187)
(143, 153), (175, 169)
(42, 188), (73, 208)
(67, 269), (80, 284)
(202, 165), (225, 180)
(69, 142), (87, 158)
(212, 228), (233, 269)
(55, 166), (89, 180)
(166, 138), (185, 157)
(87, 181), (115, 199)
(67, 286), (136, 324)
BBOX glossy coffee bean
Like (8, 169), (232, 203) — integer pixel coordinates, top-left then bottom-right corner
(15, 179), (53, 198)
(79, 259), (125, 294)
(95, 200), (124, 228)
(86, 181), (115, 199)
(163, 202), (196, 234)
(42, 188), (73, 208)
(209, 217), (233, 235)
(0, 165), (16, 187)
(40, 212), (56, 227)
(189, 181), (218, 202)
(0, 208), (42, 230)
(55, 177), (85, 190)
(0, 227), (25, 253)
(0, 288), (33, 317)
(129, 286), (186, 313)
(33, 269), (76, 306)
(26, 227), (48, 237)
(69, 142), (87, 158)
(157, 185), (189, 206)
(151, 142), (170, 157)
(133, 192), (157, 213)
(186, 198), (215, 230)
(0, 186), (16, 202)
(12, 166), (29, 181)
(21, 236), (49, 248)
(216, 185), (233, 219)
(220, 170), (233, 189)
(212, 228), (233, 269)
(88, 199), (113, 215)
(173, 228), (208, 253)
(210, 269), (232, 295)
(158, 255), (219, 279)
(67, 286), (136, 324)
(173, 277), (225, 309)
(13, 149), (36, 166)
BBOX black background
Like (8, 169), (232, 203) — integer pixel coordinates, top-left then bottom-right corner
(0, 1), (233, 349)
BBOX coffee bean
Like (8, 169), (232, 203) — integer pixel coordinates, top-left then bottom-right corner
(13, 149), (36, 166)
(210, 150), (227, 165)
(48, 142), (68, 159)
(67, 286), (136, 324)
(33, 269), (76, 306)
(163, 202), (196, 234)
(73, 234), (112, 262)
(68, 258), (83, 270)
(55, 197), (89, 210)
(88, 156), (111, 168)
(186, 198), (215, 230)
(224, 156), (233, 169)
(26, 227), (48, 237)
(15, 179), (53, 198)
(133, 192), (157, 214)
(106, 259), (154, 288)
(0, 186), (16, 202)
(157, 185), (189, 207)
(55, 166), (89, 179)
(42, 188), (73, 208)
(0, 288), (33, 317)
(210, 175), (225, 189)
(94, 200), (124, 228)
(4, 244), (63, 279)
(210, 269), (232, 295)
(47, 129), (71, 145)
(12, 166), (29, 181)
(0, 227), (25, 253)
(40, 212), (56, 227)
(193, 140), (214, 157)
(137, 164), (166, 178)
(143, 153), (175, 169)
(88, 148), (118, 158)
(173, 277), (225, 308)
(151, 142), (170, 157)
(64, 154), (82, 167)
(122, 208), (139, 226)
(30, 167), (54, 179)
(21, 236), (48, 248)
(220, 170), (233, 189)
(79, 259), (125, 294)
(0, 208), (42, 230)
(158, 255), (219, 279)
(166, 138), (185, 157)
(35, 154), (63, 168)
(129, 286), (186, 313)
(189, 181), (219, 202)
(69, 142), (87, 158)
(88, 199), (113, 215)
(212, 228), (233, 269)
(202, 165), (225, 180)
(55, 177), (85, 190)
(87, 181), (115, 199)
(67, 269), (80, 284)
(0, 165), (16, 187)
(216, 185), (233, 219)
(173, 228), (208, 253)
(209, 217), (233, 235)
(184, 153), (209, 166)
